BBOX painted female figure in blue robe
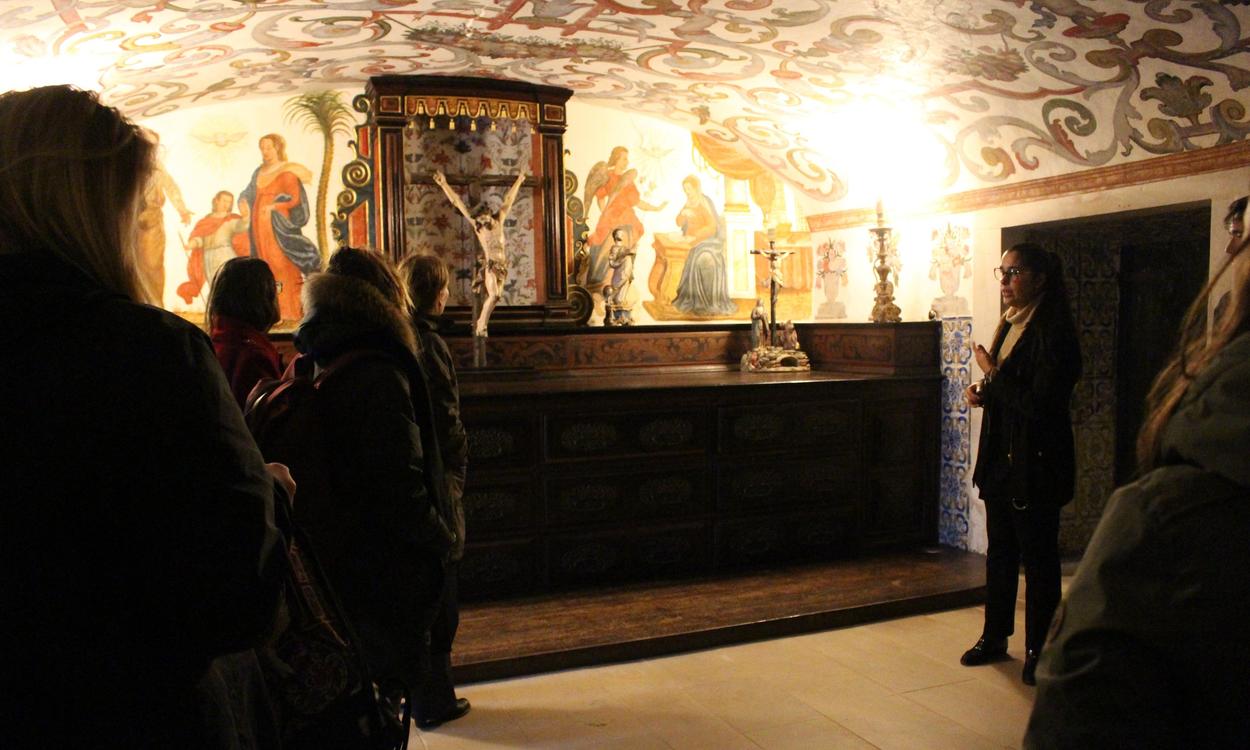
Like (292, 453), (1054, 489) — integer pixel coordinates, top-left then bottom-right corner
(672, 175), (736, 316)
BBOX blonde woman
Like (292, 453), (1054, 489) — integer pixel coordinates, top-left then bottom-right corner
(0, 86), (291, 749)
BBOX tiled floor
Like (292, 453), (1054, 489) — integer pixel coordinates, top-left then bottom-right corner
(412, 587), (1042, 749)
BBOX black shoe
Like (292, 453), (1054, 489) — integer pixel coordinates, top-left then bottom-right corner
(1022, 650), (1039, 686)
(960, 637), (1009, 666)
(417, 697), (471, 730)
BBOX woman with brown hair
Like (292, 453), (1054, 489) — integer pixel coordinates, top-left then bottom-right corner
(0, 86), (291, 749)
(208, 256), (283, 407)
(961, 242), (1081, 686)
(1025, 198), (1250, 748)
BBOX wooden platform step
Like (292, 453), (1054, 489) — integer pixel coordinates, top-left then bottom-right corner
(454, 548), (986, 683)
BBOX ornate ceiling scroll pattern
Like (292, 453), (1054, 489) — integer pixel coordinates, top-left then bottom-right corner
(5, 1), (1249, 199)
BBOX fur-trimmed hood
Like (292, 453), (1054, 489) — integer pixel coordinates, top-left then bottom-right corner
(295, 272), (419, 363)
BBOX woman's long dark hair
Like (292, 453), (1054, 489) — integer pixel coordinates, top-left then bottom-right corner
(990, 242), (1076, 353)
(1136, 221), (1250, 473)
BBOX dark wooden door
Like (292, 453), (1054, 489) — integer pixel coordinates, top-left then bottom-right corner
(1003, 202), (1209, 556)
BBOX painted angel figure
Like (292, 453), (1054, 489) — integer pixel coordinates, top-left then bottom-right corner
(433, 170), (526, 339)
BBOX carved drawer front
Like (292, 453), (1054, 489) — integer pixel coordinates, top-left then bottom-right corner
(546, 523), (712, 589)
(715, 509), (856, 569)
(545, 410), (706, 461)
(718, 400), (859, 455)
(459, 539), (539, 602)
(465, 415), (538, 471)
(718, 455), (860, 513)
(462, 477), (536, 536)
(545, 466), (710, 526)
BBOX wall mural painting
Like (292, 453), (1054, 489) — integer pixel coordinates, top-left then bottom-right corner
(156, 108), (331, 328)
(9, 2), (1249, 201)
(403, 119), (538, 308)
(239, 133), (322, 322)
(135, 137), (192, 306)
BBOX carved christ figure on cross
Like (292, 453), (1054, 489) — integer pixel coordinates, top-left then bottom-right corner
(432, 170), (526, 338)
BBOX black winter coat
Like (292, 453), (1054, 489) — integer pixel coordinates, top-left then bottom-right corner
(972, 295), (1082, 507)
(414, 313), (468, 561)
(0, 252), (288, 749)
(294, 273), (454, 685)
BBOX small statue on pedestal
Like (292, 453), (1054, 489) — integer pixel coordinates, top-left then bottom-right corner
(750, 299), (767, 349)
(433, 170), (526, 367)
(602, 227), (636, 326)
(742, 242), (810, 372)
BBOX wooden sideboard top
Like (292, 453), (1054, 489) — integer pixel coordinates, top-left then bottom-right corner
(458, 366), (931, 398)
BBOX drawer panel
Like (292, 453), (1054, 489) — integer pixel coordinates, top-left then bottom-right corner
(718, 455), (860, 512)
(545, 465), (710, 526)
(462, 476), (536, 536)
(459, 538), (540, 601)
(715, 509), (857, 569)
(545, 409), (707, 461)
(546, 523), (711, 589)
(719, 400), (859, 455)
(465, 415), (539, 471)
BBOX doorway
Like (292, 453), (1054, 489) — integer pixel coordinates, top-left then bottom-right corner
(1002, 202), (1209, 556)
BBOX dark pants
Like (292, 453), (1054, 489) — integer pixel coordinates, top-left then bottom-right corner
(983, 499), (1061, 653)
(417, 562), (460, 720)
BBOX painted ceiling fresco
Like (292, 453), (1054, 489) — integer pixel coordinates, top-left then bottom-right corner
(5, 1), (1250, 201)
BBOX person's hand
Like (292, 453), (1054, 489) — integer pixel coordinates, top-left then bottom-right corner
(238, 201), (250, 218)
(265, 462), (296, 503)
(179, 209), (193, 225)
(965, 382), (984, 408)
(974, 343), (997, 375)
(432, 171), (448, 189)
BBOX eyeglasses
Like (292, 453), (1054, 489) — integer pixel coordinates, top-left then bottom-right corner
(993, 266), (1030, 281)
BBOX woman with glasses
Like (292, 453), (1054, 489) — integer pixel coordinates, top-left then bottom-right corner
(961, 242), (1081, 685)
(1023, 195), (1250, 747)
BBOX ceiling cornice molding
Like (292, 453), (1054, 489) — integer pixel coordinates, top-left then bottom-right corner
(807, 140), (1250, 232)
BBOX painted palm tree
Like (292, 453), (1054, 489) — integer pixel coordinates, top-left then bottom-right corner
(284, 90), (355, 261)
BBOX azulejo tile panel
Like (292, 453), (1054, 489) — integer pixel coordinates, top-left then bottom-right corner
(939, 316), (973, 550)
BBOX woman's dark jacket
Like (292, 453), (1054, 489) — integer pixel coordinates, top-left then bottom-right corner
(294, 273), (454, 683)
(1025, 332), (1250, 749)
(211, 313), (282, 408)
(972, 295), (1082, 507)
(0, 251), (287, 749)
(414, 313), (469, 561)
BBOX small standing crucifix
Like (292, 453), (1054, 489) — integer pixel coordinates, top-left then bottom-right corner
(750, 241), (792, 346)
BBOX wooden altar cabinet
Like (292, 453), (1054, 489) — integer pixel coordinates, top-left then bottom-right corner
(449, 321), (942, 601)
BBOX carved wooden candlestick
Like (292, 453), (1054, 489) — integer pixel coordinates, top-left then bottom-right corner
(869, 200), (901, 324)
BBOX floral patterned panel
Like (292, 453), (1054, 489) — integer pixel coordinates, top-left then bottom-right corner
(403, 119), (537, 306)
(939, 316), (974, 550)
(403, 185), (538, 307)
